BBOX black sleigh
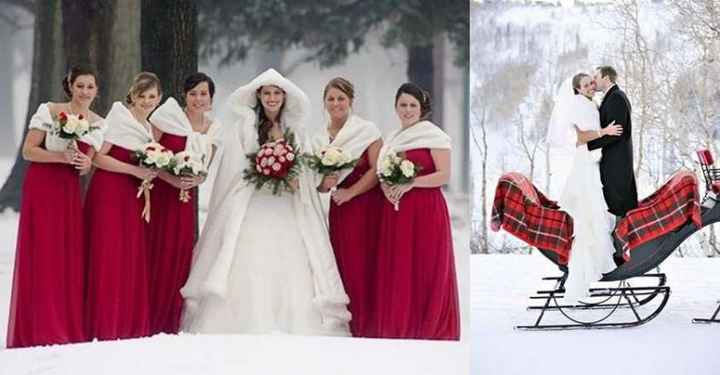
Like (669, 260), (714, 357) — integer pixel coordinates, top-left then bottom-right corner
(494, 150), (720, 330)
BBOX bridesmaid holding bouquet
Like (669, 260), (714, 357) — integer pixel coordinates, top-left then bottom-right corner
(372, 83), (460, 340)
(6, 65), (104, 348)
(314, 77), (383, 337)
(147, 73), (219, 335)
(84, 72), (161, 341)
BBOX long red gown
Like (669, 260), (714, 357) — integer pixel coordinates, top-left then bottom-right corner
(6, 142), (91, 348)
(328, 149), (382, 337)
(84, 145), (150, 340)
(372, 148), (460, 340)
(147, 133), (196, 335)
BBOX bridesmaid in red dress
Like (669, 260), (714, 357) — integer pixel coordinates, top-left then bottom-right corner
(84, 72), (161, 341)
(147, 73), (219, 335)
(6, 66), (101, 348)
(316, 78), (383, 337)
(372, 83), (459, 340)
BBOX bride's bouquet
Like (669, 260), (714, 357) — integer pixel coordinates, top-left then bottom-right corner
(243, 130), (302, 195)
(166, 151), (207, 203)
(134, 142), (174, 222)
(304, 145), (358, 176)
(378, 151), (421, 210)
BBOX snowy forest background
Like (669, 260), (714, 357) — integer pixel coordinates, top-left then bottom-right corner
(470, 0), (720, 256)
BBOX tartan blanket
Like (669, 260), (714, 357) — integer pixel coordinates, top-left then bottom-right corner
(491, 172), (573, 265)
(615, 170), (702, 256)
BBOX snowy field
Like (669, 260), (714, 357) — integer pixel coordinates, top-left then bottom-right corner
(471, 253), (720, 375)
(0, 157), (470, 375)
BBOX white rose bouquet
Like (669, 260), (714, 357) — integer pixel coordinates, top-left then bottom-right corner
(133, 142), (174, 222)
(378, 151), (422, 210)
(304, 145), (358, 176)
(166, 151), (207, 203)
(43, 111), (102, 150)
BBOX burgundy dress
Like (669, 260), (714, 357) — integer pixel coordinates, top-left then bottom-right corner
(372, 148), (460, 340)
(147, 133), (196, 335)
(6, 142), (91, 348)
(328, 149), (383, 337)
(84, 145), (150, 340)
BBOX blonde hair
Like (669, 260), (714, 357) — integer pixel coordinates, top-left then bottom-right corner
(126, 72), (162, 104)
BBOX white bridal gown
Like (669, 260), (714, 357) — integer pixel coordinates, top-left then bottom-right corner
(180, 69), (350, 336)
(548, 78), (616, 303)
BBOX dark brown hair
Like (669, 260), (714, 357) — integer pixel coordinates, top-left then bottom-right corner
(323, 77), (354, 103)
(596, 65), (618, 83)
(395, 83), (432, 121)
(62, 65), (98, 98)
(184, 72), (216, 99)
(255, 85), (286, 146)
(572, 73), (590, 95)
(126, 72), (163, 105)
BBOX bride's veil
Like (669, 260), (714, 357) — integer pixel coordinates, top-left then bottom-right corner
(546, 75), (576, 149)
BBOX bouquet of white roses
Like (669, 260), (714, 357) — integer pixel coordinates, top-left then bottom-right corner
(43, 111), (102, 150)
(166, 151), (207, 203)
(133, 142), (174, 222)
(304, 145), (358, 176)
(378, 152), (421, 210)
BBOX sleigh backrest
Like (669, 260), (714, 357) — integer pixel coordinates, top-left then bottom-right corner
(696, 149), (720, 193)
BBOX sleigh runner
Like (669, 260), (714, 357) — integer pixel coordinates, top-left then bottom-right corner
(491, 150), (719, 330)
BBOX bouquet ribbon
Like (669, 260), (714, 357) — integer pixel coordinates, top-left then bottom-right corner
(137, 179), (154, 222)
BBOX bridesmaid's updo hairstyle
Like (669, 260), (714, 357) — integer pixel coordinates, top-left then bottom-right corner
(572, 72), (590, 95)
(395, 83), (432, 121)
(126, 72), (163, 105)
(62, 64), (98, 98)
(183, 72), (216, 99)
(323, 77), (354, 104)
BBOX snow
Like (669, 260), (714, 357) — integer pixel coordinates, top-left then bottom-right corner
(0, 154), (470, 374)
(471, 253), (720, 375)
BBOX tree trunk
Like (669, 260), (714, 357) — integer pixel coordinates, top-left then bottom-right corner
(0, 20), (16, 156)
(141, 0), (198, 104)
(141, 0), (198, 237)
(0, 0), (64, 211)
(97, 0), (141, 113)
(406, 44), (434, 118)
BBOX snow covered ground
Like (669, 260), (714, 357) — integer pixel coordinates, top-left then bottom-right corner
(471, 253), (720, 375)
(0, 155), (470, 374)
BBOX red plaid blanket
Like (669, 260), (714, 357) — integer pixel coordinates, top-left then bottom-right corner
(491, 172), (573, 265)
(615, 170), (702, 256)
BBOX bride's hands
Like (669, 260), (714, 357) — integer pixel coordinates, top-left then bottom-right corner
(288, 177), (300, 192)
(601, 120), (623, 136)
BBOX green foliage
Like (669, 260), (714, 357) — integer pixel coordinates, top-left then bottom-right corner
(196, 0), (468, 68)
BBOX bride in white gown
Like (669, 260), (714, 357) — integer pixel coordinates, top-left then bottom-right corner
(180, 68), (351, 336)
(547, 73), (622, 303)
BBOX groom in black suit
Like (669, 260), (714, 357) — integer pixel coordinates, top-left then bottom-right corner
(587, 66), (638, 265)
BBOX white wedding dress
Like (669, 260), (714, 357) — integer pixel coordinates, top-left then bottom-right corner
(180, 69), (351, 336)
(547, 77), (616, 303)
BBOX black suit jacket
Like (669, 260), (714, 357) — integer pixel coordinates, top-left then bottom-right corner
(587, 85), (638, 217)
